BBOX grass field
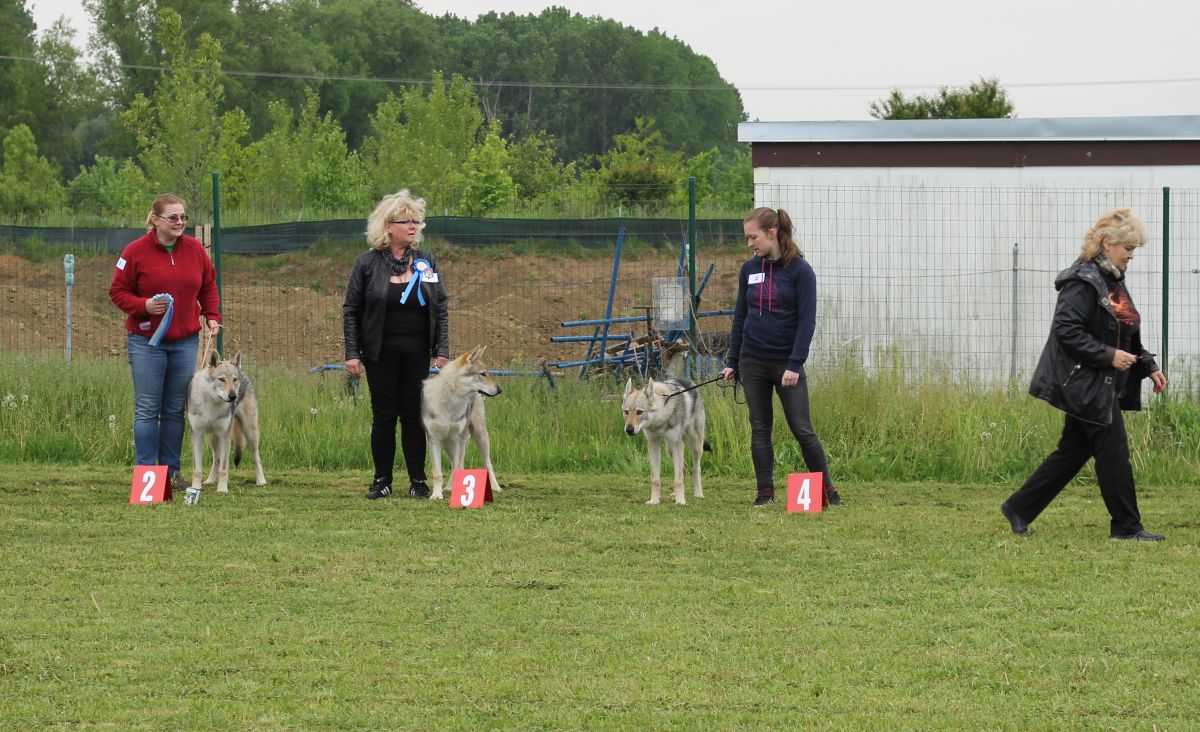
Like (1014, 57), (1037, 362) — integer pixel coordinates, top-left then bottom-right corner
(2, 464), (1196, 729)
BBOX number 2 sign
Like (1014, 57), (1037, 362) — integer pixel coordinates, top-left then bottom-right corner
(129, 465), (171, 504)
(786, 472), (823, 514)
(449, 469), (493, 509)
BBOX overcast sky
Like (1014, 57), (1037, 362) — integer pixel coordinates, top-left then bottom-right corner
(27, 0), (1200, 123)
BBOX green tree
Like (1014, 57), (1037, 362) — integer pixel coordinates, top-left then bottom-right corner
(506, 130), (576, 202)
(67, 155), (150, 224)
(241, 89), (367, 217)
(120, 8), (248, 216)
(596, 118), (682, 212)
(0, 124), (66, 219)
(451, 122), (517, 216)
(869, 78), (1015, 120)
(438, 8), (745, 160)
(361, 74), (484, 205)
(0, 0), (40, 133)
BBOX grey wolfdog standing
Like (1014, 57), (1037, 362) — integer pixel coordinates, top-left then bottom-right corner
(622, 377), (712, 505)
(421, 345), (503, 500)
(187, 350), (266, 493)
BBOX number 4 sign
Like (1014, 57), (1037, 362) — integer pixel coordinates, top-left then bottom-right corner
(449, 468), (493, 509)
(786, 472), (823, 514)
(129, 465), (172, 504)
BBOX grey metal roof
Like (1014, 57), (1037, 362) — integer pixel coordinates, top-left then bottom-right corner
(738, 115), (1200, 143)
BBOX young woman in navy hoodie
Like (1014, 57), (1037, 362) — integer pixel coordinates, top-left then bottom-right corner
(720, 207), (841, 507)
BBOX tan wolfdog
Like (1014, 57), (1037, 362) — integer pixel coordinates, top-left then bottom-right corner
(187, 350), (266, 493)
(421, 345), (503, 500)
(622, 377), (711, 505)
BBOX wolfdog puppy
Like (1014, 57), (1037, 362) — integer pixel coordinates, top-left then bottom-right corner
(622, 377), (711, 505)
(187, 350), (266, 493)
(421, 345), (503, 500)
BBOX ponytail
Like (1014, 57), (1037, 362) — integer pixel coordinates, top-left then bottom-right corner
(744, 206), (803, 267)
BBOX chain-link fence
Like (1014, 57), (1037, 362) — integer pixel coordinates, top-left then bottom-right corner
(3, 184), (1197, 391)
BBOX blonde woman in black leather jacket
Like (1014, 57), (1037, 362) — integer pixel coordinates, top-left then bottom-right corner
(343, 189), (449, 500)
(1001, 208), (1168, 541)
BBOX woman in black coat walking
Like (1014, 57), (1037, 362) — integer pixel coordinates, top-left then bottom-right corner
(1001, 208), (1168, 541)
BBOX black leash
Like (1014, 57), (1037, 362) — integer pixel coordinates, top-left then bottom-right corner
(664, 374), (728, 401)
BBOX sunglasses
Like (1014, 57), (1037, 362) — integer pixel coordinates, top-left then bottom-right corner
(157, 214), (188, 223)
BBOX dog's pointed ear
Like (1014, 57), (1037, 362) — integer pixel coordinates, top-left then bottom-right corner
(644, 379), (655, 398)
(467, 344), (485, 363)
(232, 351), (242, 368)
(207, 350), (220, 368)
(454, 350), (472, 366)
(624, 377), (633, 396)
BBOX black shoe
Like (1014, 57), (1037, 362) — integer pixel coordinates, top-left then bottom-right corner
(366, 477), (392, 500)
(1111, 529), (1165, 542)
(825, 488), (843, 506)
(408, 480), (431, 499)
(1000, 502), (1030, 536)
(753, 491), (775, 506)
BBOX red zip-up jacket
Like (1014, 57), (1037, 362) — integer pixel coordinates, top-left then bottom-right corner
(109, 231), (221, 342)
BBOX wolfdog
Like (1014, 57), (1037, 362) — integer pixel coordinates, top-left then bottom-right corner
(421, 345), (503, 500)
(187, 350), (266, 493)
(622, 377), (711, 505)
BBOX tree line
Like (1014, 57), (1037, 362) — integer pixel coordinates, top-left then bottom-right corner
(1, 0), (752, 224)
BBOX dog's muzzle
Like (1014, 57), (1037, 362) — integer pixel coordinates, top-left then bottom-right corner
(625, 426), (636, 436)
(478, 387), (502, 397)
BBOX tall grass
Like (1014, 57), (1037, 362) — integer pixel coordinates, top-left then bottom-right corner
(2, 355), (1197, 486)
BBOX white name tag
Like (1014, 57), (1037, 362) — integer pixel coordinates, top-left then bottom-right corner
(423, 272), (439, 283)
(138, 321), (152, 330)
(748, 273), (765, 285)
(116, 257), (127, 270)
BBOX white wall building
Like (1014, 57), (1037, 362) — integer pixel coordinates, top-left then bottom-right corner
(739, 116), (1200, 388)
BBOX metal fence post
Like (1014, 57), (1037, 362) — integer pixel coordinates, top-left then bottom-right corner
(1161, 186), (1169, 376)
(63, 253), (74, 365)
(687, 176), (697, 378)
(1010, 242), (1019, 385)
(212, 171), (224, 355)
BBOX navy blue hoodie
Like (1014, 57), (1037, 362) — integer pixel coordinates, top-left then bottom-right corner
(725, 254), (817, 373)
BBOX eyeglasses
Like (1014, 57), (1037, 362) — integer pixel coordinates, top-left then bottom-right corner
(157, 214), (188, 223)
(388, 219), (421, 226)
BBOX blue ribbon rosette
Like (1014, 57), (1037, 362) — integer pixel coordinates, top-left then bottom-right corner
(147, 293), (175, 347)
(399, 259), (431, 306)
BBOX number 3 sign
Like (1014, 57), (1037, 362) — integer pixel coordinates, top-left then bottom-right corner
(129, 465), (172, 504)
(449, 468), (493, 509)
(786, 472), (823, 514)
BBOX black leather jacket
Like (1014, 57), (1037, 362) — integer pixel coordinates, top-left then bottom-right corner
(1028, 259), (1158, 425)
(342, 247), (449, 362)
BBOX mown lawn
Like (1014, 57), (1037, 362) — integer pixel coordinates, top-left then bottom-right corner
(2, 464), (1196, 730)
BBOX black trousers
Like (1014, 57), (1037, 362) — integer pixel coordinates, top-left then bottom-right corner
(363, 349), (429, 484)
(1005, 410), (1143, 536)
(739, 354), (833, 492)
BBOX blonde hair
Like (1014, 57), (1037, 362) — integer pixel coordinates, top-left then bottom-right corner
(744, 206), (803, 268)
(365, 189), (427, 250)
(144, 193), (186, 231)
(1080, 208), (1147, 260)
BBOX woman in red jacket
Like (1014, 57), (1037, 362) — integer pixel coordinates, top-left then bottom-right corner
(109, 194), (221, 488)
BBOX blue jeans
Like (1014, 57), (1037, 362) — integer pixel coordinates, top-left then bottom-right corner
(127, 332), (198, 472)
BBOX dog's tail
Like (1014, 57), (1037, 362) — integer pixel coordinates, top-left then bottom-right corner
(703, 441), (713, 453)
(232, 418), (245, 467)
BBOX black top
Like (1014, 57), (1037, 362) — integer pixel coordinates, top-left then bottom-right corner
(382, 280), (430, 354)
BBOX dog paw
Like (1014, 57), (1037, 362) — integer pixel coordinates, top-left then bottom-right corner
(645, 498), (661, 505)
(217, 486), (229, 493)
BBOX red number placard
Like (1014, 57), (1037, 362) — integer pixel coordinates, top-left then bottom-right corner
(129, 465), (171, 504)
(449, 469), (493, 509)
(786, 472), (823, 514)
